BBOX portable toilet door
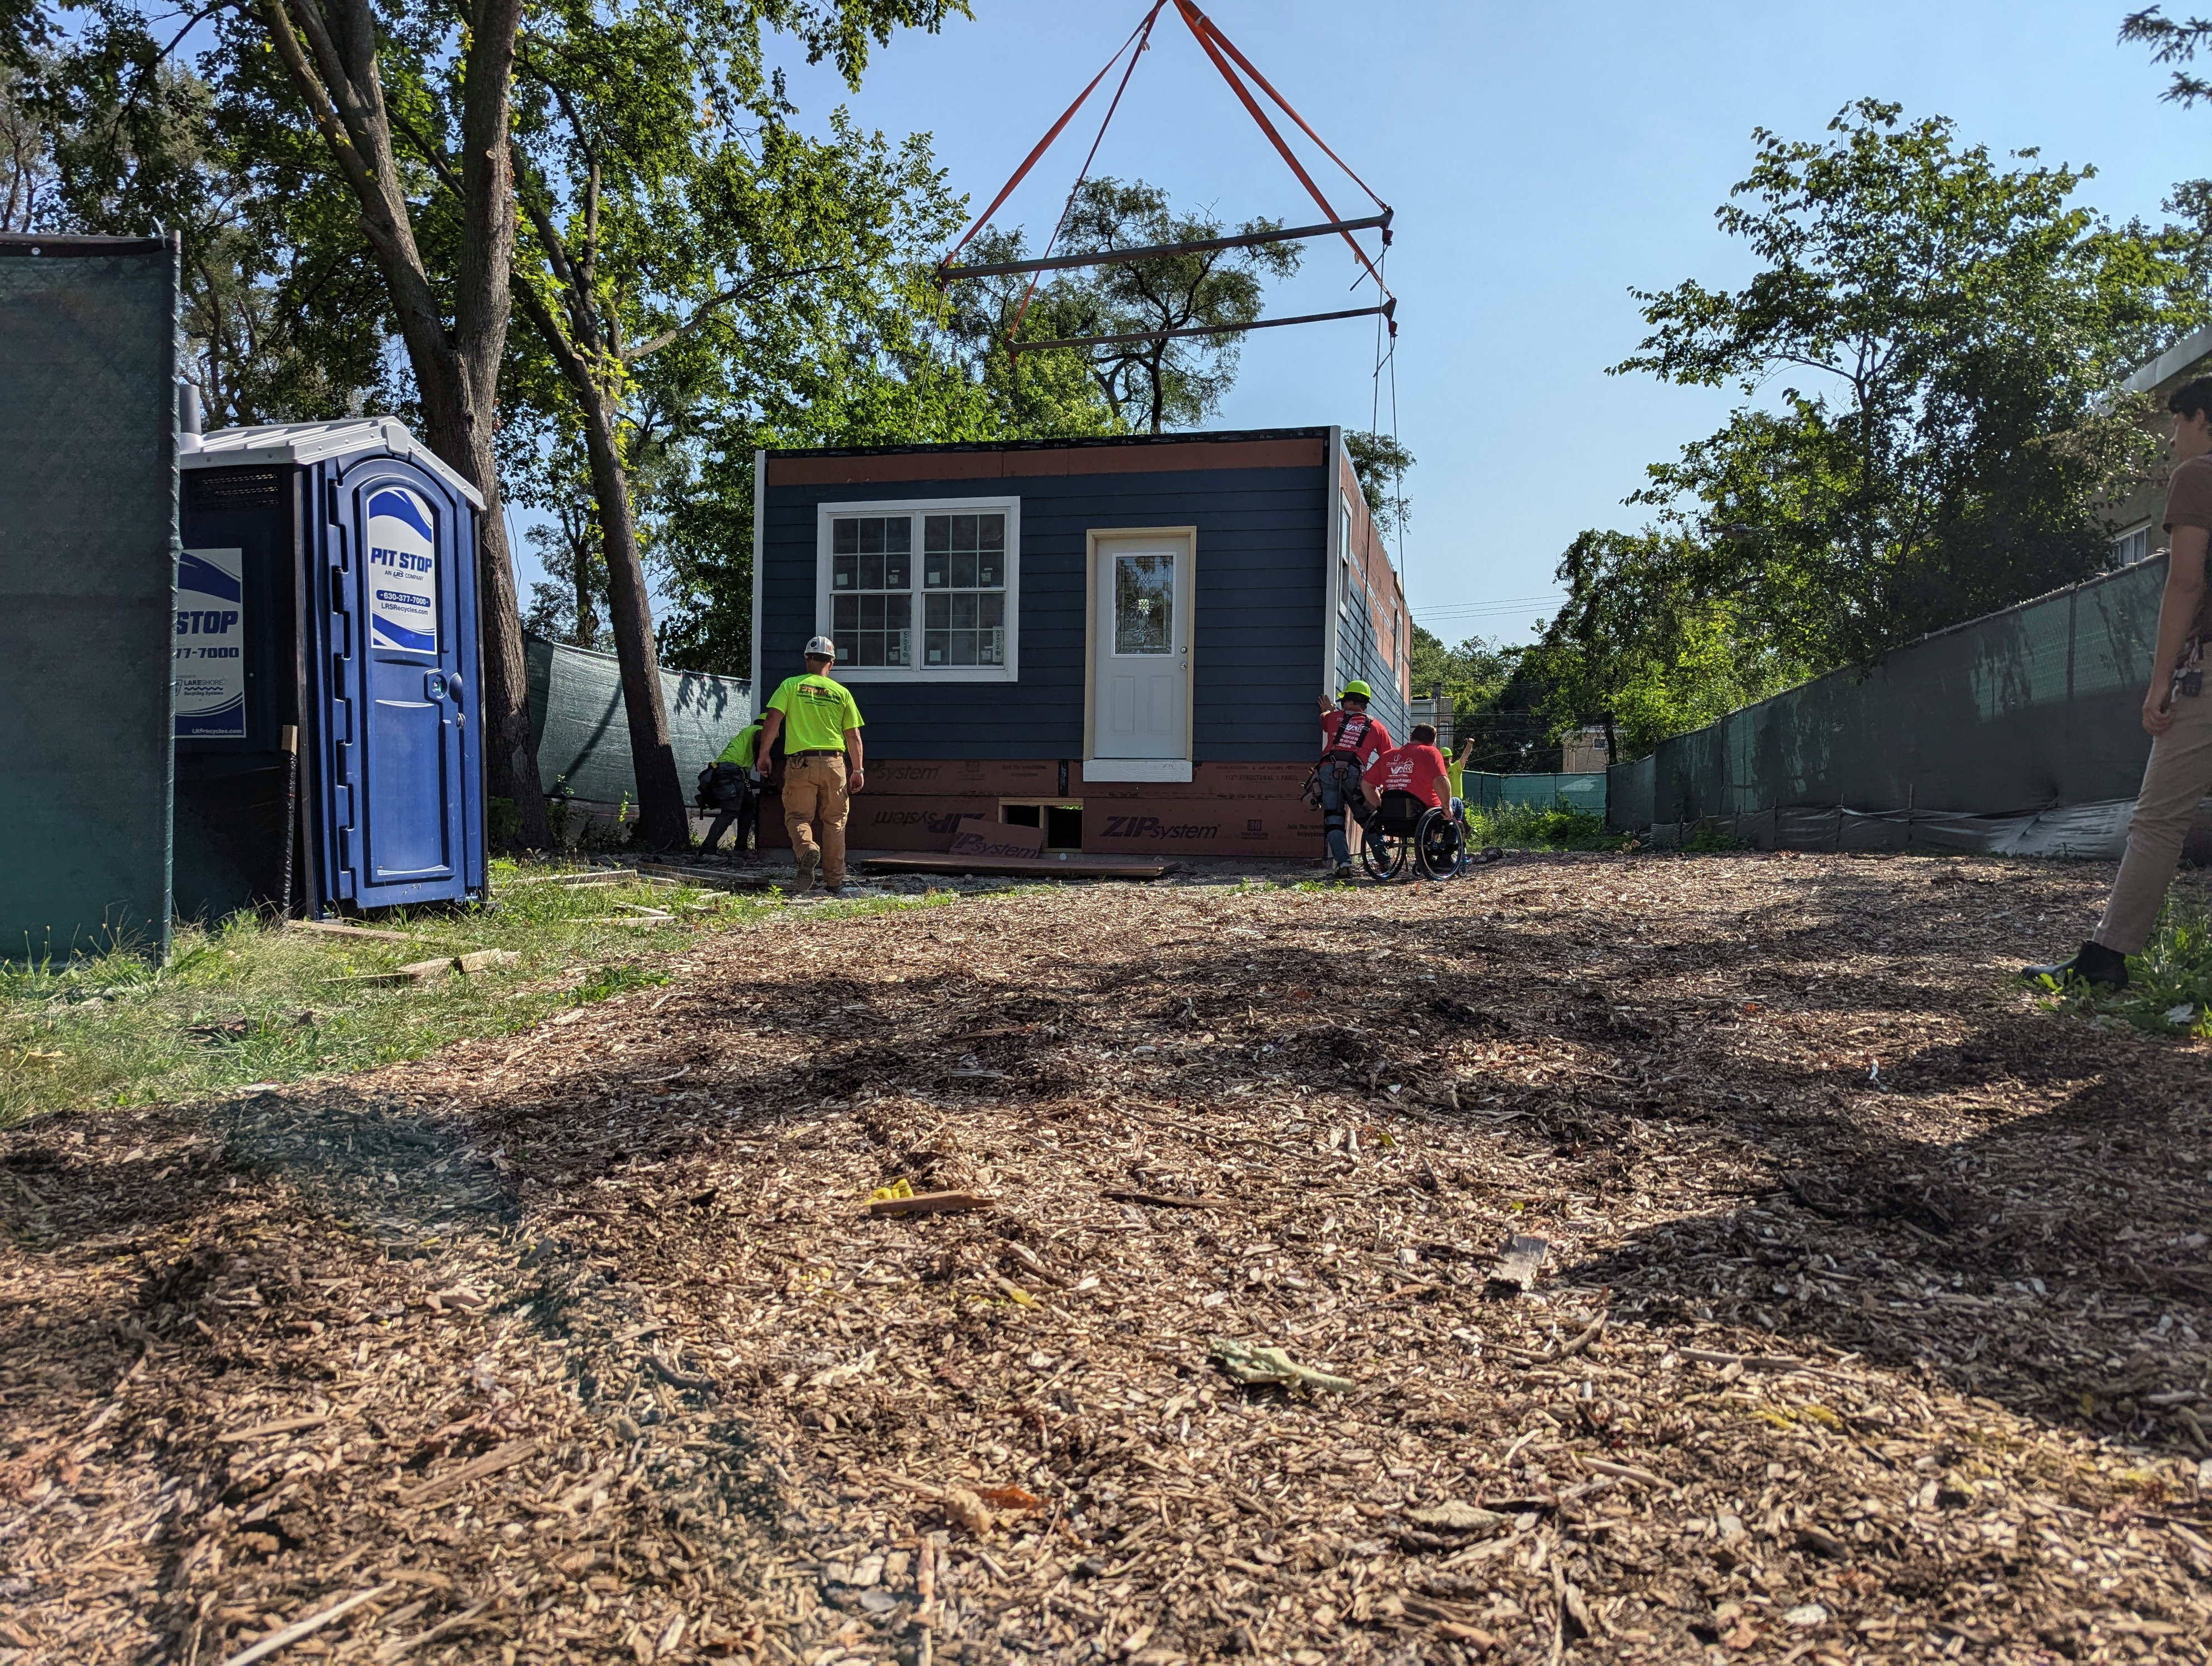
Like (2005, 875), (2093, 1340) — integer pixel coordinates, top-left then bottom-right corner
(317, 450), (479, 907)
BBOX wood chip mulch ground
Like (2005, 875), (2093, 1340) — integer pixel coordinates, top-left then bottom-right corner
(3, 851), (2211, 1666)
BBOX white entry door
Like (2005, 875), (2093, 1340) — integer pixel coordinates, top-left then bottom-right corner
(1092, 535), (1191, 765)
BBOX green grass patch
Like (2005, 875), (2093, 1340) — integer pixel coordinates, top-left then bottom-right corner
(2033, 902), (2212, 1038)
(1466, 800), (1618, 851)
(0, 864), (959, 1125)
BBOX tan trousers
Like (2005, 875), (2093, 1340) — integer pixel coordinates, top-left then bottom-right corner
(781, 754), (851, 887)
(2095, 683), (2212, 953)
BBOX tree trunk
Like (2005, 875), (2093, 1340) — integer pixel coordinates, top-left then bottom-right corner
(576, 382), (689, 850)
(507, 251), (688, 851)
(254, 0), (553, 851)
(454, 424), (547, 846)
(569, 515), (595, 649)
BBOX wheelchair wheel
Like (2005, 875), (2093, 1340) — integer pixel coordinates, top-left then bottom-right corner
(1414, 807), (1465, 880)
(1359, 820), (1410, 881)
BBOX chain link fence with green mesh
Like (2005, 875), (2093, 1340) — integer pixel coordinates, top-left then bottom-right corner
(1607, 557), (2175, 855)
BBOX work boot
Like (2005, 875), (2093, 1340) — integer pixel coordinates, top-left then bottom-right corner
(2020, 940), (2128, 992)
(790, 852), (818, 897)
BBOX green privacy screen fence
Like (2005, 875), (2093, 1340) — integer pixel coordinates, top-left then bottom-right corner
(1464, 771), (1607, 816)
(0, 234), (179, 962)
(525, 634), (751, 807)
(1606, 556), (2168, 855)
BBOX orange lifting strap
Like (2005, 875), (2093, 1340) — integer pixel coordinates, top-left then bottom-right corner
(936, 1), (1396, 355)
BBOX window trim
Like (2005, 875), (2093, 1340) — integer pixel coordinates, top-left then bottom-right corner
(1338, 494), (1355, 619)
(814, 496), (1022, 682)
(2110, 521), (2154, 568)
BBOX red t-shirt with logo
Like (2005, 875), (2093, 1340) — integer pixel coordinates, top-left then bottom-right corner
(1366, 742), (1451, 809)
(1319, 710), (1394, 770)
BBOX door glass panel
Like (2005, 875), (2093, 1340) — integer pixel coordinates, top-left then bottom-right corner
(1114, 553), (1174, 655)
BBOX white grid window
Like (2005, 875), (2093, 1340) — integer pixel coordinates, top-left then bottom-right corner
(2111, 524), (2153, 568)
(830, 515), (912, 667)
(922, 513), (1007, 666)
(817, 498), (1020, 682)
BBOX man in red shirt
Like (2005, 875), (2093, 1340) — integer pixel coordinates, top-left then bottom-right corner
(1314, 681), (1394, 877)
(1366, 724), (1453, 810)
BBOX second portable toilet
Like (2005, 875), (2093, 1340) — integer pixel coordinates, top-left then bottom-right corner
(176, 419), (487, 919)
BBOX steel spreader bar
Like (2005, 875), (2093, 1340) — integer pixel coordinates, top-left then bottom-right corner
(939, 210), (1391, 287)
(1009, 298), (1393, 355)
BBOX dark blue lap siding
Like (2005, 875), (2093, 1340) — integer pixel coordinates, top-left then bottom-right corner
(762, 465), (1328, 761)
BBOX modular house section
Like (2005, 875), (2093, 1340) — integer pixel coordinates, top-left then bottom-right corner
(751, 427), (1409, 861)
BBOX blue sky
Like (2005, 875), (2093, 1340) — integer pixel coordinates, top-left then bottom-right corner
(721, 0), (2209, 649)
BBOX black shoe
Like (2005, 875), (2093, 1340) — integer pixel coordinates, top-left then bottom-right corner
(2021, 940), (2128, 991)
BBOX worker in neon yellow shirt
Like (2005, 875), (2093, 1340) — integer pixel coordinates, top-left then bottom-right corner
(755, 635), (865, 897)
(701, 717), (764, 861)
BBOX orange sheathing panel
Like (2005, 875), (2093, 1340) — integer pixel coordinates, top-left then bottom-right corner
(767, 437), (1324, 486)
(1074, 761), (1310, 799)
(1076, 762), (1320, 858)
(1085, 794), (1324, 857)
(759, 761), (1325, 859)
(870, 758), (1066, 797)
(756, 794), (999, 851)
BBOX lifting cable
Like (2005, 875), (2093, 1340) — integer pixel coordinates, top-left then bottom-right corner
(934, 0), (1397, 358)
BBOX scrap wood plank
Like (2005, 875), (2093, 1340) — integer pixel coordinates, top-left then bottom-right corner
(217, 1583), (396, 1666)
(633, 862), (780, 892)
(1104, 1190), (1231, 1210)
(215, 1412), (330, 1443)
(866, 1190), (996, 1217)
(1484, 1234), (1549, 1296)
(396, 1438), (539, 1507)
(286, 919), (415, 945)
(340, 950), (520, 986)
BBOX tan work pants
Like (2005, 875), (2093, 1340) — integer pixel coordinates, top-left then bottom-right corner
(781, 754), (851, 887)
(2096, 682), (2212, 953)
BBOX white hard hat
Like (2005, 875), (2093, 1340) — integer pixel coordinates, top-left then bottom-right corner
(805, 635), (837, 658)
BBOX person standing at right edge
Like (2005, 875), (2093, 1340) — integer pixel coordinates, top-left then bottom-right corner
(2026, 378), (2212, 990)
(756, 636), (866, 899)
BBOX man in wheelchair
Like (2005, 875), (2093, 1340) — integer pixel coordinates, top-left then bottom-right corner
(1359, 723), (1470, 880)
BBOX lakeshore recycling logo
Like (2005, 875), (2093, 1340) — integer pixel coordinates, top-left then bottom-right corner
(366, 485), (439, 653)
(175, 547), (245, 737)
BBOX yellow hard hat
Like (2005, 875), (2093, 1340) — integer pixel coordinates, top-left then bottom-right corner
(1340, 680), (1374, 701)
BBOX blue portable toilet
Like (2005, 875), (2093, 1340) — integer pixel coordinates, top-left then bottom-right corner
(177, 419), (486, 918)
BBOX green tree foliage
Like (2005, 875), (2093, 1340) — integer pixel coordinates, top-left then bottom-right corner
(14, 29), (389, 424)
(2, 57), (57, 229)
(953, 178), (1298, 435)
(1346, 430), (1411, 542)
(1532, 530), (1811, 757)
(1405, 626), (1565, 774)
(1611, 100), (2192, 671)
(2128, 9), (2212, 298)
(1408, 625), (1517, 716)
(636, 110), (1025, 678)
(1463, 99), (2204, 765)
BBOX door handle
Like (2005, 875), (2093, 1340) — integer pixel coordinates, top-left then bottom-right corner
(424, 671), (449, 700)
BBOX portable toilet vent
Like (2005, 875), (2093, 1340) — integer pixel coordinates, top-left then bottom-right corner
(177, 419), (486, 918)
